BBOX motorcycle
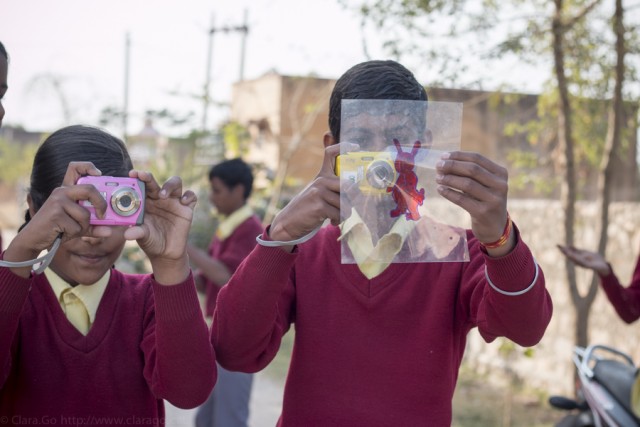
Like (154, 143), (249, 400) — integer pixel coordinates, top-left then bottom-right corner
(549, 344), (640, 427)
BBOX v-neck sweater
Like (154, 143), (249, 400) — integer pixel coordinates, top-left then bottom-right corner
(0, 265), (216, 424)
(212, 225), (552, 427)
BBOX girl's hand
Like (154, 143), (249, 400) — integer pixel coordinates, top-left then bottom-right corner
(557, 245), (611, 276)
(3, 162), (111, 277)
(123, 170), (197, 285)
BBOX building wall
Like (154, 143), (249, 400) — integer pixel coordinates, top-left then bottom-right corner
(231, 73), (334, 186)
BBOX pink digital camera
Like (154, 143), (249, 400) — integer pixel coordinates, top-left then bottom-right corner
(77, 176), (145, 226)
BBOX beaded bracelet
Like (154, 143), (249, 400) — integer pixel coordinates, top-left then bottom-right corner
(480, 213), (512, 250)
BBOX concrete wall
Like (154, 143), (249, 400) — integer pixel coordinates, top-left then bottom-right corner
(463, 200), (640, 396)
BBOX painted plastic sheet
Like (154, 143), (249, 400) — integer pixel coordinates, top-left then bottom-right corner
(337, 99), (470, 266)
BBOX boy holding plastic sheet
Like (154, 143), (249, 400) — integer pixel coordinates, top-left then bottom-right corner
(212, 60), (552, 426)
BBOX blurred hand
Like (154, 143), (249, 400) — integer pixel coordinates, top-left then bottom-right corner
(558, 245), (611, 276)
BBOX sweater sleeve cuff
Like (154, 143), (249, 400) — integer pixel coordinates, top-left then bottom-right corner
(253, 228), (298, 273)
(483, 225), (538, 294)
(0, 267), (31, 314)
(152, 271), (201, 322)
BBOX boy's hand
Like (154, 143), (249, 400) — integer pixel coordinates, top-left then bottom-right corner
(124, 170), (197, 284)
(435, 151), (514, 255)
(268, 144), (342, 244)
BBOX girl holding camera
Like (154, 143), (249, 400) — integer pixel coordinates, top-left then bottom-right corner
(0, 125), (215, 422)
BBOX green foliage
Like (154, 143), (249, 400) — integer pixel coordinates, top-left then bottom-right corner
(222, 121), (251, 158)
(0, 137), (39, 185)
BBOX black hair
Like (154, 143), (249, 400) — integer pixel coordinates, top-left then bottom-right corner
(328, 60), (428, 142)
(23, 125), (133, 228)
(208, 158), (254, 200)
(0, 41), (7, 61)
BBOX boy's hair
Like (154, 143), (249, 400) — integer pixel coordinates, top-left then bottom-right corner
(28, 125), (133, 213)
(209, 158), (254, 200)
(328, 60), (428, 143)
(0, 41), (7, 61)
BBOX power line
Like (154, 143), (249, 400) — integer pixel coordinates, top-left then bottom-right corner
(202, 10), (249, 134)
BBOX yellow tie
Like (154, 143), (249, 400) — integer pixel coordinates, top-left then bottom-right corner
(60, 288), (90, 335)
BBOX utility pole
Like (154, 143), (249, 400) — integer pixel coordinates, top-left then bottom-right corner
(201, 10), (249, 134)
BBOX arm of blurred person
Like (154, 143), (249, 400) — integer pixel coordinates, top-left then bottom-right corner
(560, 244), (640, 323)
(187, 243), (232, 287)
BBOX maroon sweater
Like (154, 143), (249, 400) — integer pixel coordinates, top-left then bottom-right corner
(0, 266), (216, 425)
(600, 246), (640, 323)
(213, 225), (552, 427)
(201, 215), (263, 317)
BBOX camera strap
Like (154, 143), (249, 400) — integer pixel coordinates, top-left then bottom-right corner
(0, 234), (62, 275)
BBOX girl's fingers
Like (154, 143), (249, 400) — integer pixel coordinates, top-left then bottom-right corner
(159, 176), (183, 198)
(70, 184), (108, 218)
(130, 170), (161, 197)
(62, 161), (101, 186)
(180, 190), (198, 208)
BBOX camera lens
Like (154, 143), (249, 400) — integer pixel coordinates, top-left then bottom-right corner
(111, 188), (140, 216)
(366, 160), (395, 189)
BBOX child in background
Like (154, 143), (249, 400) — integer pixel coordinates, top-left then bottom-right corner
(212, 60), (552, 426)
(0, 125), (215, 423)
(187, 158), (263, 427)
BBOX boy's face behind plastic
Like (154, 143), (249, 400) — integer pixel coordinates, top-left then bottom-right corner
(50, 228), (126, 286)
(339, 112), (428, 151)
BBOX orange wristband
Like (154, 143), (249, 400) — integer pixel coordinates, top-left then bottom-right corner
(480, 213), (512, 250)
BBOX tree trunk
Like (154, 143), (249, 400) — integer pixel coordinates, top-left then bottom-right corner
(552, 0), (582, 343)
(591, 0), (625, 290)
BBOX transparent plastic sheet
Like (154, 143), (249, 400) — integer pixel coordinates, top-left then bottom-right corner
(337, 99), (470, 265)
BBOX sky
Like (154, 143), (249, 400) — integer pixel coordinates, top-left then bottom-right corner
(1, 0), (550, 138)
(1, 0), (388, 136)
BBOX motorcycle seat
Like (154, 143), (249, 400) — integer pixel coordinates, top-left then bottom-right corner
(593, 359), (640, 422)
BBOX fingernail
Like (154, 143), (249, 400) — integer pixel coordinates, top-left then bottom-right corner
(160, 190), (167, 197)
(436, 161), (445, 168)
(436, 174), (444, 183)
(441, 152), (450, 159)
